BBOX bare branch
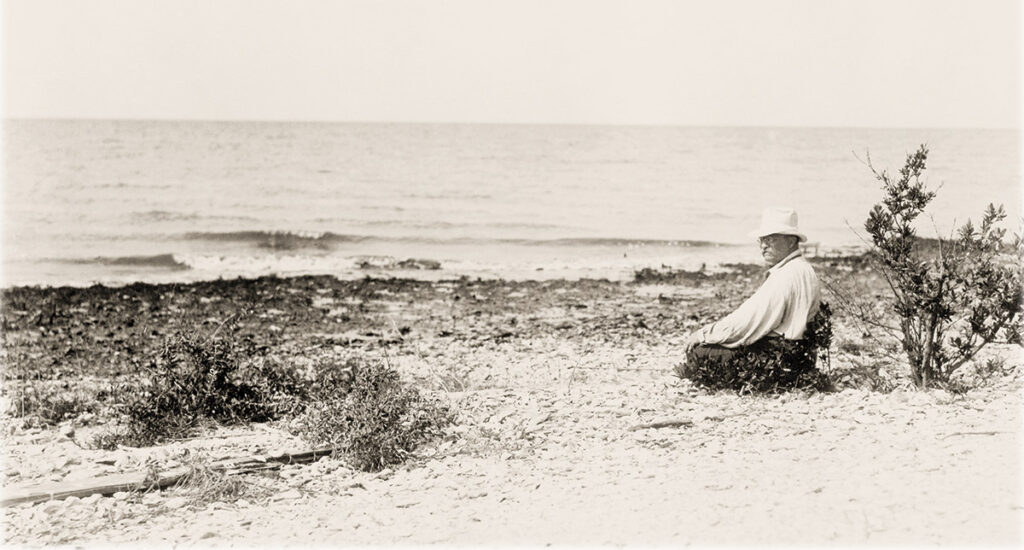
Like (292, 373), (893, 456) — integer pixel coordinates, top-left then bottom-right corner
(843, 218), (876, 248)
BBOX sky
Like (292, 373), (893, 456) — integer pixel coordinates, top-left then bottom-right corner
(1, 0), (1020, 127)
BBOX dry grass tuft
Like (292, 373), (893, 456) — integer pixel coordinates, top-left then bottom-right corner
(169, 453), (272, 506)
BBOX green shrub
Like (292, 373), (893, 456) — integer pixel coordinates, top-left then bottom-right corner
(861, 145), (1023, 388)
(676, 304), (833, 394)
(116, 332), (305, 445)
(293, 358), (453, 472)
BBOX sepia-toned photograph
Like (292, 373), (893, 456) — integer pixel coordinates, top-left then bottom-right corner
(1, 0), (1021, 546)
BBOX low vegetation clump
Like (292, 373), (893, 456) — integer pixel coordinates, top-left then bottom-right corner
(110, 332), (304, 446)
(83, 330), (451, 472)
(676, 304), (834, 394)
(293, 357), (453, 472)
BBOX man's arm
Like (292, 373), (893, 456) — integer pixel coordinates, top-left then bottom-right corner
(695, 277), (792, 348)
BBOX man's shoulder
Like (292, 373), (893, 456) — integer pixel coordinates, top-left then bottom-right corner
(776, 254), (819, 279)
(792, 254), (816, 268)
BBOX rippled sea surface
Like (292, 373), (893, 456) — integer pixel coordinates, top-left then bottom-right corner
(2, 120), (1018, 286)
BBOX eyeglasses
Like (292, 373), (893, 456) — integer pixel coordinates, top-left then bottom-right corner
(758, 234), (785, 245)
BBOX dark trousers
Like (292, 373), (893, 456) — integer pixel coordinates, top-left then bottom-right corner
(678, 336), (828, 392)
(683, 336), (787, 371)
(685, 342), (745, 363)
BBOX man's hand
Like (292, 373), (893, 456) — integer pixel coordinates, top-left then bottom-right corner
(683, 331), (703, 355)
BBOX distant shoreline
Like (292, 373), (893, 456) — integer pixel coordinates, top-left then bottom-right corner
(0, 243), (871, 290)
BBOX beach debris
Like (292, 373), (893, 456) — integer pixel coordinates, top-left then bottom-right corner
(1, 447), (336, 507)
(1, 467), (191, 508)
(627, 418), (694, 431)
(937, 430), (1007, 440)
(523, 412), (552, 434)
(356, 257), (441, 270)
(396, 258), (441, 270)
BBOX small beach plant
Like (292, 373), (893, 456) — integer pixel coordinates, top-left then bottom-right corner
(861, 145), (1023, 388)
(170, 452), (272, 506)
(293, 357), (453, 472)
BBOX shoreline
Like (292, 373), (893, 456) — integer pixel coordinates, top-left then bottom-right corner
(0, 241), (871, 290)
(0, 254), (886, 384)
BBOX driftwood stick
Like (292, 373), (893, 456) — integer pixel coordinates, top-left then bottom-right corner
(938, 430), (1007, 440)
(264, 447), (335, 465)
(628, 419), (694, 431)
(1, 447), (338, 508)
(0, 466), (190, 507)
(164, 433), (254, 444)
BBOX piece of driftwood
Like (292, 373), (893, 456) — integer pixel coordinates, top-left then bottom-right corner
(937, 430), (1007, 440)
(628, 418), (694, 431)
(264, 447), (335, 464)
(1, 467), (190, 507)
(1, 446), (336, 507)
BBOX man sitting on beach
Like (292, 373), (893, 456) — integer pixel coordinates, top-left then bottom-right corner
(678, 207), (824, 388)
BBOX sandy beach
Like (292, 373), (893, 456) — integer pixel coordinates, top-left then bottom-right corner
(2, 260), (1021, 545)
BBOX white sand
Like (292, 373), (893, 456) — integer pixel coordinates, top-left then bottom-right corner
(4, 342), (1022, 546)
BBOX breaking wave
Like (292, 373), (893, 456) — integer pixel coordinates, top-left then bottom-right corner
(181, 230), (731, 249)
(183, 230), (368, 250)
(66, 254), (190, 270)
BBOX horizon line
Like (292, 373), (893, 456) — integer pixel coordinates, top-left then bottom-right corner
(1, 116), (1019, 132)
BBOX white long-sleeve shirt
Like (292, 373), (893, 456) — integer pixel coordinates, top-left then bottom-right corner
(697, 250), (821, 348)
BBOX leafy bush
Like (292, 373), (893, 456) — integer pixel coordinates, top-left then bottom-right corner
(676, 304), (834, 393)
(116, 332), (305, 445)
(293, 357), (453, 472)
(861, 145), (1022, 388)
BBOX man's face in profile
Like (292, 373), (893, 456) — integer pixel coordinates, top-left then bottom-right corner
(758, 233), (796, 266)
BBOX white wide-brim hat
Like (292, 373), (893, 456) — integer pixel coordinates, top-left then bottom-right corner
(747, 207), (808, 243)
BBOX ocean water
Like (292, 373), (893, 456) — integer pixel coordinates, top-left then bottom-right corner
(2, 120), (1019, 287)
